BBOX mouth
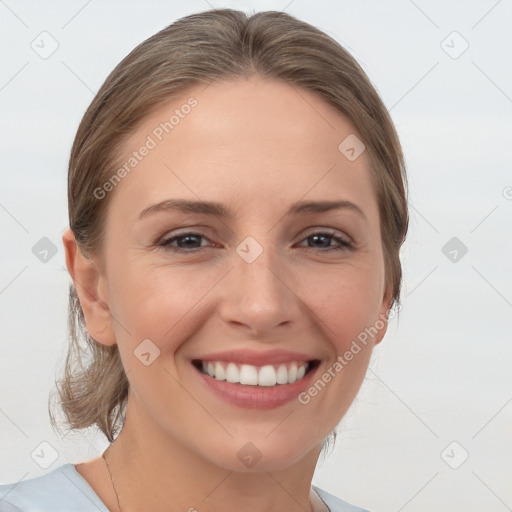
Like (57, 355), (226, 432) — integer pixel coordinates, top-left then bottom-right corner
(191, 358), (321, 409)
(192, 359), (320, 386)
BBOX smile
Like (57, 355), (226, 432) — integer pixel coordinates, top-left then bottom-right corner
(191, 357), (321, 409)
(195, 360), (313, 387)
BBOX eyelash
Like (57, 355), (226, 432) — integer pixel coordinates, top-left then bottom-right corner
(157, 230), (354, 254)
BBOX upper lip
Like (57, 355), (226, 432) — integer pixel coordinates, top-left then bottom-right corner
(193, 349), (316, 366)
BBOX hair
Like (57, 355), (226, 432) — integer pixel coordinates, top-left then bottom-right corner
(49, 8), (409, 455)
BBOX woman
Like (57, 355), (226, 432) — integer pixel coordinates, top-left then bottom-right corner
(0, 8), (407, 512)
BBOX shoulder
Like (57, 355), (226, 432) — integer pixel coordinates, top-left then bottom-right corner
(313, 485), (371, 512)
(0, 463), (108, 512)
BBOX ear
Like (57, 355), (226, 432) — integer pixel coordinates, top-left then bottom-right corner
(373, 286), (393, 346)
(62, 227), (116, 346)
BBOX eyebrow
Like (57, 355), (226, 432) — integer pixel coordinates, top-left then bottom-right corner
(138, 198), (367, 222)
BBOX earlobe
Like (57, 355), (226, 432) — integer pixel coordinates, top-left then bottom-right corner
(62, 228), (117, 346)
(373, 288), (393, 346)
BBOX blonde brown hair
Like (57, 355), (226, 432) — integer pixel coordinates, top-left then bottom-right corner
(49, 8), (408, 449)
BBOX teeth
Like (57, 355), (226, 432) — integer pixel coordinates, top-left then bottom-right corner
(240, 364), (258, 385)
(288, 363), (298, 383)
(214, 362), (225, 381)
(258, 365), (276, 386)
(226, 362), (239, 383)
(199, 361), (310, 386)
(276, 365), (288, 384)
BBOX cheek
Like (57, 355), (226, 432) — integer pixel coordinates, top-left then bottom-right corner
(295, 267), (381, 419)
(107, 261), (221, 350)
(298, 261), (384, 347)
(105, 264), (213, 404)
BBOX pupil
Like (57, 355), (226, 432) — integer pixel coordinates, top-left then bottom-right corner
(310, 234), (330, 248)
(180, 235), (200, 248)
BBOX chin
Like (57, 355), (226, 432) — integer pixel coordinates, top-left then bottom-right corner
(202, 432), (321, 473)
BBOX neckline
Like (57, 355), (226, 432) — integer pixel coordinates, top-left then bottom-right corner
(67, 462), (330, 512)
(64, 463), (110, 511)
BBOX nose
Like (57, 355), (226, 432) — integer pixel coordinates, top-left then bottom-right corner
(217, 241), (302, 338)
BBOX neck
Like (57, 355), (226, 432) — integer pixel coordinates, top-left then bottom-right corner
(104, 394), (323, 512)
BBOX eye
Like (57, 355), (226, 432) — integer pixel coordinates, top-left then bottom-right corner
(297, 230), (354, 252)
(158, 232), (212, 253)
(157, 229), (354, 254)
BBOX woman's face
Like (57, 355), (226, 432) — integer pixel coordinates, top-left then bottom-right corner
(89, 76), (390, 471)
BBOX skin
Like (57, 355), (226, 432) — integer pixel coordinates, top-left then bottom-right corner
(64, 76), (392, 512)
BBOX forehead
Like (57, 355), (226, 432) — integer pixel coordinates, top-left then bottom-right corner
(110, 76), (378, 222)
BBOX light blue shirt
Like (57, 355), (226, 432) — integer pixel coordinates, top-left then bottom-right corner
(0, 463), (370, 512)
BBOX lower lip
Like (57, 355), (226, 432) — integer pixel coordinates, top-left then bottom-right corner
(193, 363), (317, 409)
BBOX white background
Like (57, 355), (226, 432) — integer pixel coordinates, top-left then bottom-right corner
(1, 1), (511, 510)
